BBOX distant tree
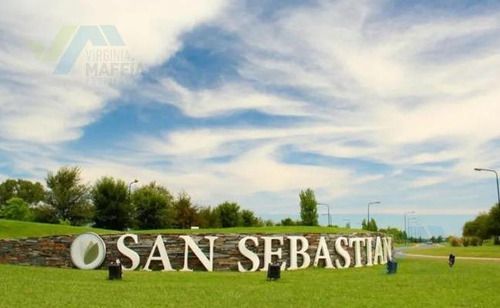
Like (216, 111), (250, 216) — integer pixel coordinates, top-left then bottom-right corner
(32, 204), (59, 224)
(132, 182), (173, 229)
(172, 191), (199, 229)
(280, 217), (300, 226)
(299, 188), (318, 226)
(45, 166), (92, 225)
(0, 179), (45, 205)
(91, 176), (132, 231)
(463, 213), (489, 239)
(462, 205), (500, 240)
(264, 219), (275, 226)
(198, 206), (220, 228)
(362, 218), (378, 232)
(241, 209), (259, 227)
(0, 197), (33, 221)
(369, 218), (378, 231)
(216, 201), (241, 228)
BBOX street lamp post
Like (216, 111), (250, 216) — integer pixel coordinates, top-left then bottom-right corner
(474, 168), (500, 206)
(128, 179), (138, 197)
(318, 203), (331, 227)
(367, 201), (380, 225)
(404, 211), (415, 246)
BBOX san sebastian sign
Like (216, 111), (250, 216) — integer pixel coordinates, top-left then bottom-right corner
(70, 233), (393, 272)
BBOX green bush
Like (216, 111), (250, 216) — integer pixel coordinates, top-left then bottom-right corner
(32, 204), (59, 224)
(449, 236), (462, 247)
(463, 237), (469, 247)
(0, 198), (33, 221)
(469, 236), (483, 246)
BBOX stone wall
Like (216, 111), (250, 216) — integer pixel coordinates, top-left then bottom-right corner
(0, 232), (390, 271)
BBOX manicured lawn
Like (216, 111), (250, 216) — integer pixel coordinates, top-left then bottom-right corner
(407, 245), (500, 258)
(0, 258), (499, 307)
(0, 219), (364, 240)
(0, 219), (114, 239)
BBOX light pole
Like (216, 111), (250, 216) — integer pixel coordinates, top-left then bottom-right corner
(474, 168), (500, 206)
(128, 179), (138, 197)
(404, 211), (415, 246)
(409, 217), (417, 243)
(367, 201), (380, 225)
(318, 203), (331, 227)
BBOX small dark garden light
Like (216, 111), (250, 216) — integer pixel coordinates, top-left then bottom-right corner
(108, 259), (122, 280)
(448, 254), (455, 268)
(386, 259), (398, 274)
(267, 262), (281, 281)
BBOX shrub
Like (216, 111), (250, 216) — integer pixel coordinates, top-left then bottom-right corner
(32, 204), (59, 224)
(0, 198), (33, 221)
(469, 236), (483, 246)
(449, 236), (462, 247)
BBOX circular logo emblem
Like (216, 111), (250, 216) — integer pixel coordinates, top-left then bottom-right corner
(70, 232), (107, 269)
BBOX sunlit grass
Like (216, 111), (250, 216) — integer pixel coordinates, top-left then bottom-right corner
(0, 258), (499, 307)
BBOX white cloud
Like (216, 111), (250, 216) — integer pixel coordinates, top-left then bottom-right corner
(0, 0), (228, 144)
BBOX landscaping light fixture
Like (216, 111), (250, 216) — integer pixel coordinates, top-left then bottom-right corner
(108, 259), (122, 280)
(267, 262), (281, 281)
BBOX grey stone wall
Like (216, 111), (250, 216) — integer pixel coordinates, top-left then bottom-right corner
(0, 232), (389, 271)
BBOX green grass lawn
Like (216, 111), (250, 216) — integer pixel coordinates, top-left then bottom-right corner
(0, 219), (364, 239)
(407, 245), (500, 258)
(0, 219), (115, 239)
(0, 258), (499, 307)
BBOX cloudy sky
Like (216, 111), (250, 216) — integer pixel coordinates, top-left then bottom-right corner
(1, 0), (500, 235)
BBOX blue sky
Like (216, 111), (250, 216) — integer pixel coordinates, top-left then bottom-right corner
(1, 0), (500, 235)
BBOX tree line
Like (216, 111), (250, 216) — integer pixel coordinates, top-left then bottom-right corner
(462, 203), (500, 243)
(0, 166), (269, 230)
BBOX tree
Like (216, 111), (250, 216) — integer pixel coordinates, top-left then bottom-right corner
(241, 209), (259, 227)
(462, 204), (500, 240)
(0, 179), (45, 205)
(91, 176), (133, 231)
(299, 188), (318, 226)
(132, 182), (173, 229)
(32, 204), (59, 224)
(280, 217), (299, 226)
(362, 218), (378, 231)
(216, 201), (241, 228)
(0, 197), (33, 221)
(172, 191), (199, 229)
(198, 206), (220, 228)
(45, 166), (92, 225)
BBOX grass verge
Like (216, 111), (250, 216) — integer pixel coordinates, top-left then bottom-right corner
(0, 258), (499, 307)
(407, 245), (500, 258)
(0, 219), (364, 240)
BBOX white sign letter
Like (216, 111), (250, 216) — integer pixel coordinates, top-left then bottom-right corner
(180, 236), (218, 272)
(260, 236), (286, 271)
(313, 237), (334, 268)
(237, 236), (260, 272)
(348, 237), (365, 268)
(288, 236), (310, 270)
(117, 234), (140, 271)
(383, 237), (393, 262)
(365, 238), (373, 266)
(334, 237), (351, 269)
(144, 235), (174, 271)
(373, 236), (384, 265)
